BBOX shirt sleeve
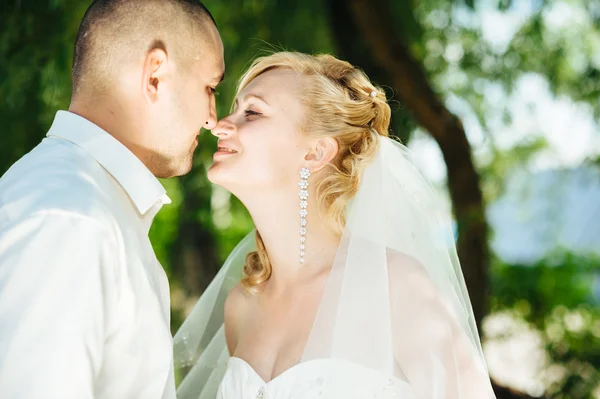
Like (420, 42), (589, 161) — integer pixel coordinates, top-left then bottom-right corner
(0, 212), (118, 398)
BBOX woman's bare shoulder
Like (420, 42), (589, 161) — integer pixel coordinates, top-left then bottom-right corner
(224, 282), (253, 354)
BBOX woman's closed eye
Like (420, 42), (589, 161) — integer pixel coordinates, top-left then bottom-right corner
(244, 109), (262, 118)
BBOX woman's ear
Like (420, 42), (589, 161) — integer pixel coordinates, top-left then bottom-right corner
(304, 137), (339, 173)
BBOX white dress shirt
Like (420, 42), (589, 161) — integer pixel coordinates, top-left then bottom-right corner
(0, 111), (176, 399)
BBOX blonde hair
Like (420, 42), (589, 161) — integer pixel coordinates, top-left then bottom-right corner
(238, 52), (391, 292)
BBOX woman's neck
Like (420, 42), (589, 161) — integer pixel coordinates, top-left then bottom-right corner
(241, 186), (340, 294)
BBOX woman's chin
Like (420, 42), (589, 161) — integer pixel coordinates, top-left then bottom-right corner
(207, 165), (236, 191)
(206, 164), (223, 185)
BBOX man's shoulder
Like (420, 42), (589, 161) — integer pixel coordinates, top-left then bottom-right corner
(0, 138), (119, 227)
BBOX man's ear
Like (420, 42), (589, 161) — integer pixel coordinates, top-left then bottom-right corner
(142, 44), (168, 103)
(304, 137), (339, 173)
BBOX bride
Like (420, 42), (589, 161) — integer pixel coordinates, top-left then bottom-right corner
(173, 52), (497, 399)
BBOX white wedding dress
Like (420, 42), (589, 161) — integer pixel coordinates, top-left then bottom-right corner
(216, 357), (417, 399)
(174, 139), (496, 399)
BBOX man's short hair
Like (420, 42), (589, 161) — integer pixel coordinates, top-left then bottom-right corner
(72, 0), (216, 96)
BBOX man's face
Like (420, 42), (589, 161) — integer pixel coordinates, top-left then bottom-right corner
(150, 23), (225, 178)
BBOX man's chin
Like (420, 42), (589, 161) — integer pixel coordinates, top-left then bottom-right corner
(154, 157), (193, 178)
(174, 159), (194, 177)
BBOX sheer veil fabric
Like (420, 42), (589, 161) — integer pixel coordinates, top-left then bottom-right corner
(173, 136), (496, 399)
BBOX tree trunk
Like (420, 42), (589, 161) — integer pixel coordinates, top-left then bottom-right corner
(331, 1), (551, 398)
(325, 0), (415, 143)
(341, 0), (489, 330)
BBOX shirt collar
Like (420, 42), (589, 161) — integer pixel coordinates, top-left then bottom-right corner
(47, 110), (171, 215)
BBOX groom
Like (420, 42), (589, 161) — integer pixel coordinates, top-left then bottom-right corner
(0, 0), (224, 398)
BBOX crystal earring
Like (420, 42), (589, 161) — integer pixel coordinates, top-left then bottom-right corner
(298, 167), (311, 264)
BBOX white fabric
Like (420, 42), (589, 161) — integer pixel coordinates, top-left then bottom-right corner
(174, 136), (496, 399)
(0, 111), (176, 399)
(217, 357), (417, 399)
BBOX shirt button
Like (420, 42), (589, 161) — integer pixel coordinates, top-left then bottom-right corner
(256, 386), (267, 399)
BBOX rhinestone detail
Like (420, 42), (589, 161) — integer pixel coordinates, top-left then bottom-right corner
(299, 167), (311, 264)
(300, 168), (311, 179)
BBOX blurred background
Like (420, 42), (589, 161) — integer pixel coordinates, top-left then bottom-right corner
(1, 0), (599, 398)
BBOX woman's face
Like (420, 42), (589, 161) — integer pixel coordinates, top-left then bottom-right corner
(208, 68), (310, 195)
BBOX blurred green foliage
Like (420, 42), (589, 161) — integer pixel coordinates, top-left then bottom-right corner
(492, 252), (600, 397)
(1, 0), (598, 397)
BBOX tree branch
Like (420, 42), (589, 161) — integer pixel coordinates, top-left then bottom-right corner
(339, 1), (553, 398)
(345, 0), (489, 329)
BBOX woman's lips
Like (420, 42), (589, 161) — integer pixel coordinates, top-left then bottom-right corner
(214, 147), (238, 157)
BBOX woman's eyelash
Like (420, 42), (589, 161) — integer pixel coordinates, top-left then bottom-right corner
(244, 109), (261, 116)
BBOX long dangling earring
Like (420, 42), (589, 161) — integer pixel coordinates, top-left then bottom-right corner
(298, 167), (311, 264)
